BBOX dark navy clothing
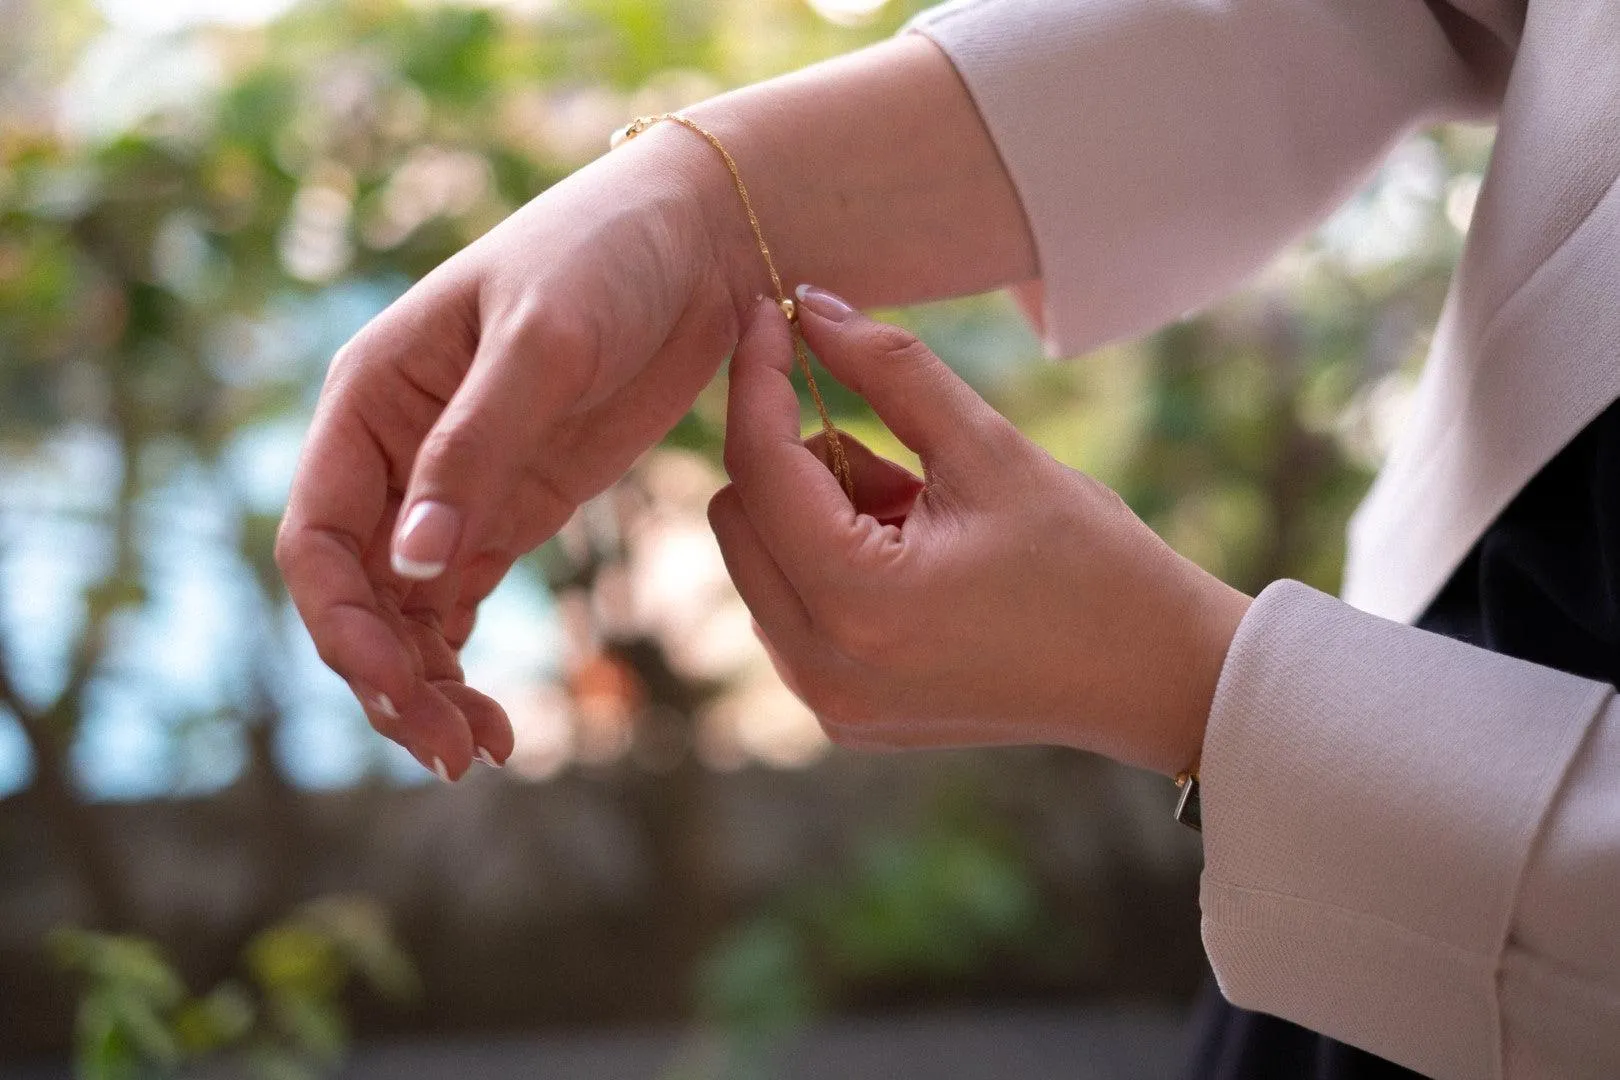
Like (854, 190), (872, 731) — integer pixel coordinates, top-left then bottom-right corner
(1185, 396), (1620, 1078)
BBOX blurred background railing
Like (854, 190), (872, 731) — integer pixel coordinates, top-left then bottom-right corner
(0, 0), (1491, 1075)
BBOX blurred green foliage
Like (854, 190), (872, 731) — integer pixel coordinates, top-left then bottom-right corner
(52, 895), (417, 1080)
(700, 825), (1040, 1031)
(694, 829), (1040, 1079)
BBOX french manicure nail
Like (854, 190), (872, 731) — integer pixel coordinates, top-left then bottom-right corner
(431, 756), (452, 783)
(795, 284), (855, 322)
(352, 682), (399, 720)
(392, 500), (461, 581)
(475, 746), (501, 768)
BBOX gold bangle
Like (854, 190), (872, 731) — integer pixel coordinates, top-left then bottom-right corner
(611, 112), (855, 502)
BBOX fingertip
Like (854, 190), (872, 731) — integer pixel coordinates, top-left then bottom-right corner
(391, 500), (461, 581)
(438, 681), (514, 767)
(793, 284), (857, 324)
(413, 739), (473, 783)
(377, 681), (476, 781)
(733, 294), (794, 376)
(707, 482), (740, 526)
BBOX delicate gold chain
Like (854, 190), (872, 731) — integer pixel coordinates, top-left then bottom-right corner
(612, 112), (855, 501)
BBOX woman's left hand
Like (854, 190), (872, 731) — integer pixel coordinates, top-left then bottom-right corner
(708, 290), (1252, 776)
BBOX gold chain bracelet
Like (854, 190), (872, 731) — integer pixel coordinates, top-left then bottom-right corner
(611, 112), (855, 502)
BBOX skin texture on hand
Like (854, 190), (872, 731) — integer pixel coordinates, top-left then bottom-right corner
(274, 33), (1033, 777)
(709, 292), (1252, 777)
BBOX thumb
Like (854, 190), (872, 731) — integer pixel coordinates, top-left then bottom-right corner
(792, 285), (1017, 474)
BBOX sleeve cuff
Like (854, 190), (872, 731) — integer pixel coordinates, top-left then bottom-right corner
(1198, 579), (1610, 1079)
(905, 0), (1494, 360)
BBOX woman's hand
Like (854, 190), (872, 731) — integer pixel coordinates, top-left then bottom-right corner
(275, 128), (749, 779)
(274, 34), (1035, 779)
(709, 291), (1251, 776)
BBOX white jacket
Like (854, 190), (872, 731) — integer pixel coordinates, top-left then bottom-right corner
(908, 2), (1620, 1077)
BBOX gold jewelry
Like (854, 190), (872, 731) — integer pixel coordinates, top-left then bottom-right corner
(611, 113), (855, 501)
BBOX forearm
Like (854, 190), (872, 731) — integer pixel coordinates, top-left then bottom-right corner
(628, 34), (1035, 315)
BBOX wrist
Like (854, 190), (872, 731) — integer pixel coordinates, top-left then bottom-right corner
(1164, 575), (1251, 778)
(621, 106), (782, 331)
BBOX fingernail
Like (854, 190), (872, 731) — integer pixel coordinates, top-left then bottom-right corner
(352, 682), (399, 720)
(392, 500), (461, 581)
(431, 756), (452, 783)
(795, 284), (855, 322)
(475, 746), (501, 768)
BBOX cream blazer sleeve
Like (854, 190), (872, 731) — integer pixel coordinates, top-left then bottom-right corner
(906, 2), (1620, 1078)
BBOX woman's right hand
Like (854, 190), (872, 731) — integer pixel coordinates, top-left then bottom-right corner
(275, 124), (752, 779)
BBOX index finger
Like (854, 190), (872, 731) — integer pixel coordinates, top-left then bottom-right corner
(276, 390), (417, 713)
(722, 299), (887, 591)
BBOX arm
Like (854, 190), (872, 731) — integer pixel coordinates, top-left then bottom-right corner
(1202, 582), (1620, 1080)
(273, 35), (1030, 776)
(892, 0), (1516, 354)
(715, 298), (1619, 1080)
(277, 0), (1516, 775)
(675, 33), (1038, 312)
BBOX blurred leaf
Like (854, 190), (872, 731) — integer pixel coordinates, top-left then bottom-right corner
(74, 993), (141, 1080)
(697, 916), (816, 1037)
(246, 925), (342, 1001)
(51, 929), (186, 1008)
(819, 831), (1039, 980)
(106, 988), (182, 1068)
(396, 8), (499, 104)
(293, 895), (420, 1003)
(53, 893), (413, 1078)
(266, 992), (346, 1064)
(172, 981), (257, 1054)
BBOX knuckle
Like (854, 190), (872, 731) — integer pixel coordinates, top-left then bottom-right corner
(706, 485), (744, 538)
(420, 420), (488, 479)
(328, 332), (367, 374)
(721, 428), (748, 480)
(1067, 464), (1132, 521)
(272, 519), (325, 586)
(308, 632), (346, 677)
(968, 410), (1026, 459)
(329, 315), (396, 376)
(536, 311), (599, 366)
(1094, 477), (1132, 518)
(867, 322), (930, 367)
(499, 305), (602, 392)
(272, 521), (298, 574)
(313, 643), (342, 675)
